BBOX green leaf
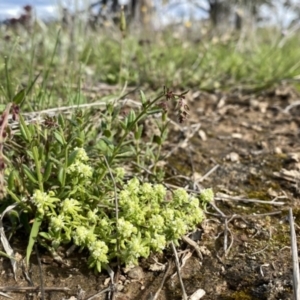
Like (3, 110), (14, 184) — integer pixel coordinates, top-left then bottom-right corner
(8, 170), (18, 190)
(0, 251), (14, 260)
(57, 114), (65, 128)
(22, 164), (38, 184)
(19, 115), (32, 142)
(101, 137), (114, 146)
(96, 261), (101, 273)
(32, 146), (43, 190)
(26, 212), (43, 266)
(147, 108), (162, 115)
(67, 150), (79, 167)
(39, 232), (52, 240)
(12, 89), (26, 105)
(139, 90), (147, 106)
(127, 110), (136, 125)
(8, 210), (20, 226)
(120, 121), (127, 130)
(54, 131), (66, 146)
(43, 160), (53, 182)
(153, 135), (162, 145)
(134, 124), (143, 140)
(103, 129), (112, 138)
(58, 167), (66, 186)
(116, 150), (134, 158)
(4, 57), (12, 101)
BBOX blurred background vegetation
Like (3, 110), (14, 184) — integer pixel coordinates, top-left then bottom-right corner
(0, 0), (300, 110)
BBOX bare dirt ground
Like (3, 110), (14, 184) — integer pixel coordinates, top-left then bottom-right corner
(1, 85), (300, 300)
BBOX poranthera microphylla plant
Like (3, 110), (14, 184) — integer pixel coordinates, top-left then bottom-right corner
(0, 87), (213, 273)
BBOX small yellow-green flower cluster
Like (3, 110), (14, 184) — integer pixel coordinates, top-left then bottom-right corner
(50, 215), (65, 232)
(116, 178), (205, 265)
(31, 190), (59, 215)
(61, 198), (81, 216)
(199, 188), (214, 208)
(88, 240), (109, 272)
(31, 170), (208, 271)
(114, 167), (125, 181)
(67, 147), (93, 181)
(118, 217), (138, 238)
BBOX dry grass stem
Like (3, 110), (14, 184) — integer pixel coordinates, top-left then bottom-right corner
(215, 194), (285, 206)
(171, 241), (187, 300)
(289, 208), (300, 300)
(152, 261), (172, 300)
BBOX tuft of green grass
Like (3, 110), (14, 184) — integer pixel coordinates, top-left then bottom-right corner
(1, 23), (300, 101)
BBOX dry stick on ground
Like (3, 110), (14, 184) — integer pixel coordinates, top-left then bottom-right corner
(170, 250), (193, 280)
(166, 184), (286, 207)
(224, 215), (237, 257)
(34, 244), (45, 300)
(171, 241), (188, 300)
(214, 194), (286, 206)
(195, 164), (220, 183)
(206, 210), (282, 219)
(151, 261), (172, 300)
(284, 100), (300, 113)
(85, 287), (112, 300)
(207, 203), (235, 256)
(289, 208), (300, 300)
(0, 292), (12, 299)
(182, 235), (203, 260)
(0, 287), (70, 292)
(0, 204), (19, 280)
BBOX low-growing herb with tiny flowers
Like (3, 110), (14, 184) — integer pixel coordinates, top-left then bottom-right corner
(28, 161), (210, 270)
(3, 87), (213, 273)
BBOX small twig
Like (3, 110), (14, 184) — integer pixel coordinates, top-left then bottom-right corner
(196, 164), (219, 183)
(250, 244), (269, 255)
(215, 194), (285, 206)
(259, 264), (270, 277)
(66, 244), (77, 257)
(35, 244), (45, 300)
(182, 235), (203, 260)
(171, 241), (187, 300)
(85, 286), (112, 300)
(209, 202), (226, 218)
(251, 211), (282, 217)
(152, 261), (172, 300)
(224, 225), (234, 257)
(284, 100), (300, 113)
(105, 264), (115, 300)
(289, 208), (300, 300)
(0, 292), (13, 299)
(165, 183), (203, 195)
(0, 286), (70, 292)
(223, 218), (229, 254)
(21, 259), (33, 286)
(0, 203), (19, 280)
